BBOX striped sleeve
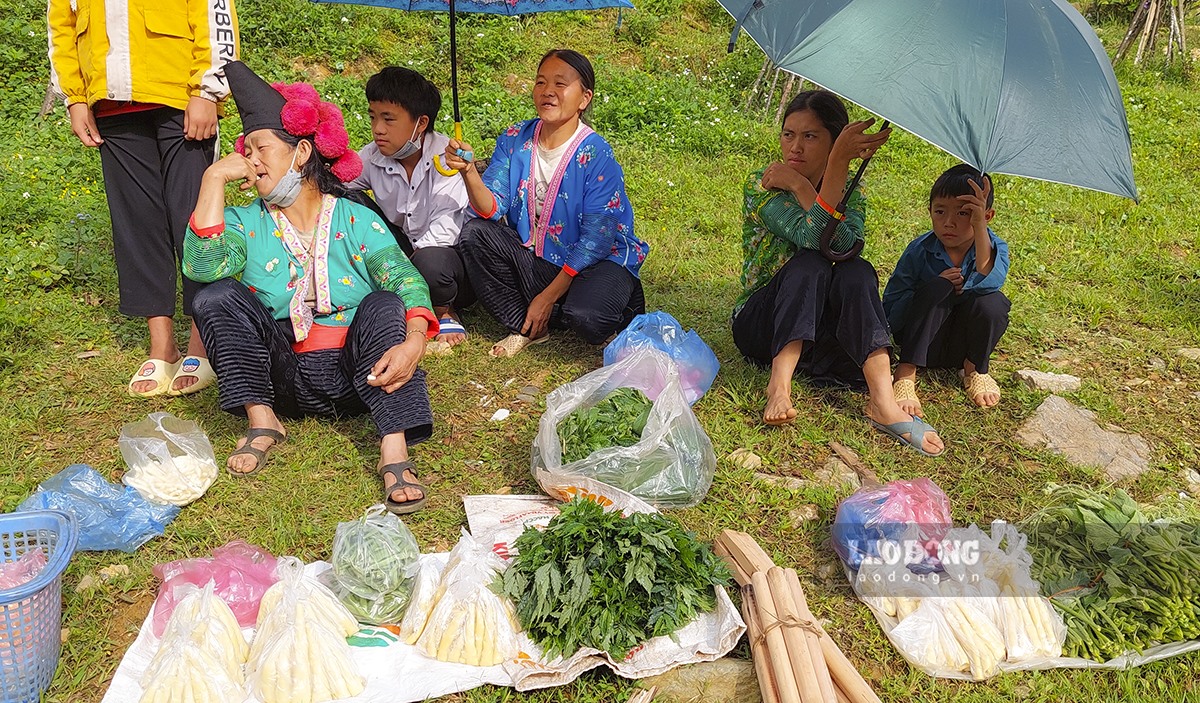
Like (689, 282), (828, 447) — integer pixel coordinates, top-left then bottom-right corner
(183, 206), (249, 281)
(364, 245), (438, 338)
(189, 0), (239, 101)
(47, 0), (85, 104)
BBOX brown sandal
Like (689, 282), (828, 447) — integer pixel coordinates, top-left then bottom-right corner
(377, 461), (428, 515)
(227, 427), (286, 477)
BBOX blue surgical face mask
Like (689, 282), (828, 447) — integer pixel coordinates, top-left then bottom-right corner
(262, 150), (302, 208)
(390, 122), (423, 161)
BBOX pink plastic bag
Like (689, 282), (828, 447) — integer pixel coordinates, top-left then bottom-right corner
(151, 540), (278, 636)
(0, 550), (48, 589)
(832, 478), (953, 570)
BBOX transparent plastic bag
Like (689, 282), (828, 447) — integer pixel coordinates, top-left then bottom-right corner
(151, 540), (278, 636)
(603, 311), (720, 404)
(399, 557), (446, 644)
(138, 628), (245, 703)
(120, 412), (219, 506)
(831, 477), (952, 571)
(150, 581), (248, 684)
(414, 531), (520, 667)
(17, 463), (180, 552)
(532, 347), (716, 508)
(248, 563), (366, 703)
(327, 505), (420, 624)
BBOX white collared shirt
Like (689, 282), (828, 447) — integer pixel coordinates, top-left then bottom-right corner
(348, 131), (469, 249)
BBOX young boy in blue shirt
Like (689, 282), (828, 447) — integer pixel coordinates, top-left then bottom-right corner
(883, 164), (1011, 412)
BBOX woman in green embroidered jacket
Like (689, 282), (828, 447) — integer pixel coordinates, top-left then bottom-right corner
(732, 90), (944, 457)
(183, 61), (438, 513)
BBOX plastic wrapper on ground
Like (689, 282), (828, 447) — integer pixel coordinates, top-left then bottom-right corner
(120, 412), (219, 507)
(151, 540), (278, 636)
(17, 464), (179, 552)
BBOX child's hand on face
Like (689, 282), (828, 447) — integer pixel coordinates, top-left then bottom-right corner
(958, 175), (992, 229)
(939, 266), (964, 295)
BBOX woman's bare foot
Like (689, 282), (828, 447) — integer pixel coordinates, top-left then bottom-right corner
(764, 378), (798, 426)
(227, 421), (287, 475)
(864, 398), (944, 455)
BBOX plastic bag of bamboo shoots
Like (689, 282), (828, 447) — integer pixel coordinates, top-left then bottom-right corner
(139, 581), (248, 703)
(981, 521), (1066, 662)
(247, 557), (366, 703)
(414, 531), (520, 667)
(399, 557), (446, 644)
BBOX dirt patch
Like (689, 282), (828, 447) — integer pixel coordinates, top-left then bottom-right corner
(291, 59), (331, 82)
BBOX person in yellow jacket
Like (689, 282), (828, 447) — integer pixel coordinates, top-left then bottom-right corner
(48, 0), (239, 397)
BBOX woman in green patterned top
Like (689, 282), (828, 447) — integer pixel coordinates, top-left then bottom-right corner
(183, 62), (439, 512)
(732, 90), (944, 457)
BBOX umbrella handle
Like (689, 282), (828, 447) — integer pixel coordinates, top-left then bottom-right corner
(819, 120), (889, 262)
(433, 122), (470, 177)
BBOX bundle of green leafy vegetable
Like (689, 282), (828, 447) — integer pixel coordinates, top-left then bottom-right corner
(495, 497), (730, 660)
(1021, 485), (1200, 662)
(556, 387), (654, 463)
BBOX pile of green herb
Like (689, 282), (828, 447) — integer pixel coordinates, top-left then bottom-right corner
(1021, 485), (1200, 662)
(496, 497), (730, 660)
(556, 387), (654, 463)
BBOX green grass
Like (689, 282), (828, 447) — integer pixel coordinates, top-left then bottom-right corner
(2, 0), (1200, 700)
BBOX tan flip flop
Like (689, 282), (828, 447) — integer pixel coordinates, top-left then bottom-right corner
(964, 371), (1001, 407)
(127, 357), (182, 398)
(167, 356), (217, 396)
(489, 333), (550, 358)
(892, 377), (922, 412)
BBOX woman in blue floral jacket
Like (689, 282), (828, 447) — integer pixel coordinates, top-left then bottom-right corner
(444, 49), (648, 357)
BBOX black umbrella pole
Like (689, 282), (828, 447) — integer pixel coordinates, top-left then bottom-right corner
(449, 0), (460, 128)
(819, 120), (889, 262)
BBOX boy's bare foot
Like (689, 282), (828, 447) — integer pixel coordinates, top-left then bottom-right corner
(864, 398), (944, 455)
(763, 379), (798, 426)
(964, 371), (1001, 408)
(892, 377), (922, 417)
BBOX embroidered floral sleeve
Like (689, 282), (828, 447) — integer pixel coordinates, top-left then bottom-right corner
(182, 205), (250, 282)
(478, 122), (524, 221)
(562, 143), (627, 274)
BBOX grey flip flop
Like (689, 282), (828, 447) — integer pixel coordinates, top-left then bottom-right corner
(377, 460), (428, 515)
(227, 427), (287, 477)
(867, 415), (945, 457)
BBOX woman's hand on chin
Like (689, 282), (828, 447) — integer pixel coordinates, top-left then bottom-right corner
(206, 153), (260, 191)
(830, 120), (892, 165)
(761, 162), (812, 194)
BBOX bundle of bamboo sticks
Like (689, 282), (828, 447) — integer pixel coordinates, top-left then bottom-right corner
(714, 530), (881, 703)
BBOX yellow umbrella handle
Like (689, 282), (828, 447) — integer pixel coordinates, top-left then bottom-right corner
(433, 122), (470, 176)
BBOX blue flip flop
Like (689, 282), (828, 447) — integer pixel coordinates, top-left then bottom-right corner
(867, 415), (945, 457)
(437, 317), (467, 338)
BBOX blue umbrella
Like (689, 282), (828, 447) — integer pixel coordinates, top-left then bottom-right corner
(717, 0), (1137, 205)
(314, 0), (633, 172)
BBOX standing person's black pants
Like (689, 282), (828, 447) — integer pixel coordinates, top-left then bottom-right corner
(96, 107), (216, 317)
(459, 218), (646, 344)
(892, 277), (1010, 374)
(191, 279), (433, 443)
(732, 250), (892, 388)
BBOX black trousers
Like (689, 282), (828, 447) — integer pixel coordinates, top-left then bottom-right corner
(893, 277), (1010, 374)
(96, 107), (216, 317)
(458, 218), (646, 344)
(732, 250), (892, 389)
(191, 279), (433, 442)
(410, 245), (476, 311)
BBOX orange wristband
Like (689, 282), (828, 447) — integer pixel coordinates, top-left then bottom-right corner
(815, 195), (845, 221)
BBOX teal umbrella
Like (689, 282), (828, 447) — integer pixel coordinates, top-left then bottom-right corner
(719, 0), (1137, 202)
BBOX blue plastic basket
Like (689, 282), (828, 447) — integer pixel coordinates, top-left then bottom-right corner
(0, 510), (78, 703)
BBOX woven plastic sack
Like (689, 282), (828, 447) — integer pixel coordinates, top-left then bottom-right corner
(17, 464), (179, 553)
(326, 505), (420, 625)
(120, 412), (218, 506)
(603, 311), (720, 404)
(532, 347), (716, 509)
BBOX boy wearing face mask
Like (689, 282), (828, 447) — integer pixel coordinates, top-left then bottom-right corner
(347, 67), (472, 347)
